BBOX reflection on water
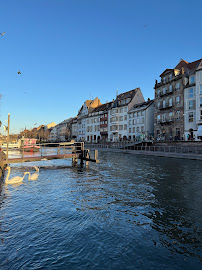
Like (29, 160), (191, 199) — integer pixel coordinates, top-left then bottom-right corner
(0, 149), (202, 269)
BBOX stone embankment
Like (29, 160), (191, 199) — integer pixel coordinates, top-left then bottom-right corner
(86, 142), (202, 161)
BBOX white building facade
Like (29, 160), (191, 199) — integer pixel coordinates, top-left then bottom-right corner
(128, 100), (154, 140)
(184, 60), (202, 141)
(108, 88), (145, 141)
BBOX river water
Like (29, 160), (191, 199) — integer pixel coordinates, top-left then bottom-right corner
(0, 149), (202, 269)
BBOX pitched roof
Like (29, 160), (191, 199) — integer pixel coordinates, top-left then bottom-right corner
(129, 99), (154, 112)
(160, 69), (173, 77)
(117, 88), (139, 100)
(92, 101), (113, 113)
(174, 58), (202, 72)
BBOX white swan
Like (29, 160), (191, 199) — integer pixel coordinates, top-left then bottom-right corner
(27, 166), (39, 180)
(5, 166), (29, 184)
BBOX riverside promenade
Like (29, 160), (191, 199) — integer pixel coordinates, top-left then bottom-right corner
(86, 142), (202, 161)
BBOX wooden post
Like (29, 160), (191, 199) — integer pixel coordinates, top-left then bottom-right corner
(86, 149), (89, 168)
(58, 145), (60, 155)
(95, 150), (98, 161)
(6, 113), (10, 165)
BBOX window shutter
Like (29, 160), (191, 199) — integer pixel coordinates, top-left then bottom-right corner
(187, 101), (189, 110)
(193, 111), (196, 122)
(185, 89), (188, 99)
(186, 113), (188, 123)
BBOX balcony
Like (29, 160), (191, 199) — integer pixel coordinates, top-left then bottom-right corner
(159, 118), (174, 125)
(159, 103), (173, 110)
(100, 131), (108, 135)
(160, 89), (173, 97)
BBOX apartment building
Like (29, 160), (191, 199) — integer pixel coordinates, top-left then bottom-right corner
(184, 59), (202, 140)
(108, 88), (145, 141)
(128, 99), (154, 140)
(49, 118), (72, 142)
(77, 97), (101, 141)
(86, 102), (112, 142)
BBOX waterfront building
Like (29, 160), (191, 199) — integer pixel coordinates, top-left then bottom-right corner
(128, 99), (154, 141)
(108, 88), (145, 141)
(49, 118), (72, 142)
(86, 102), (112, 142)
(77, 97), (101, 141)
(71, 117), (78, 140)
(184, 60), (202, 140)
(154, 58), (202, 141)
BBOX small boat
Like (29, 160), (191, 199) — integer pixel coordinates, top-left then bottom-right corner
(20, 138), (40, 152)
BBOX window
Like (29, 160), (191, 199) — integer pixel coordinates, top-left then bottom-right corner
(119, 116), (123, 121)
(176, 96), (180, 104)
(189, 112), (193, 122)
(124, 115), (127, 121)
(129, 120), (132, 125)
(169, 85), (172, 93)
(157, 115), (160, 123)
(141, 126), (144, 132)
(157, 90), (161, 97)
(124, 124), (127, 130)
(119, 125), (123, 130)
(124, 107), (127, 112)
(169, 112), (173, 121)
(163, 100), (166, 108)
(188, 100), (194, 110)
(163, 77), (166, 83)
(176, 111), (180, 120)
(137, 119), (140, 124)
(133, 127), (135, 133)
(163, 87), (166, 94)
(120, 108), (123, 113)
(189, 88), (194, 98)
(200, 111), (202, 120)
(190, 76), (195, 84)
(200, 97), (202, 107)
(176, 82), (180, 90)
(137, 127), (139, 132)
(141, 118), (144, 124)
(134, 112), (137, 117)
(162, 114), (166, 122)
(133, 119), (136, 125)
(129, 128), (131, 133)
(169, 98), (172, 107)
(158, 102), (160, 109)
(200, 85), (202, 95)
(169, 74), (172, 81)
(141, 111), (144, 116)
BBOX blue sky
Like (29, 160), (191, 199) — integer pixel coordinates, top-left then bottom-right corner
(0, 0), (202, 133)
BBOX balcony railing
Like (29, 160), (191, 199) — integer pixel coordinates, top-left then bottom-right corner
(159, 103), (173, 110)
(159, 118), (174, 125)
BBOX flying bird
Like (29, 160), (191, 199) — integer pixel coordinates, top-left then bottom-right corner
(18, 70), (21, 75)
(0, 32), (5, 36)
